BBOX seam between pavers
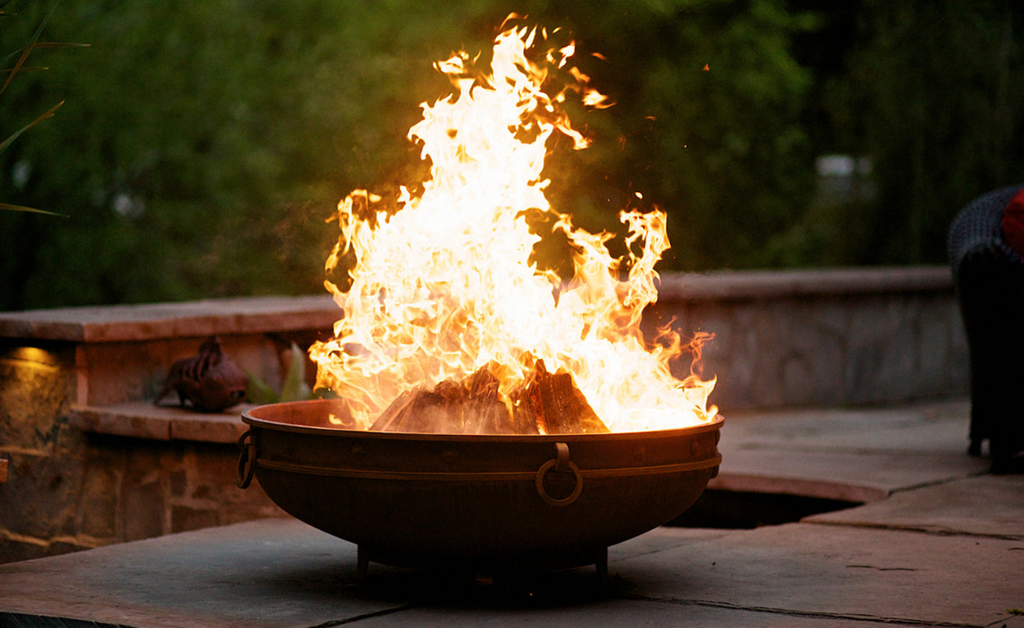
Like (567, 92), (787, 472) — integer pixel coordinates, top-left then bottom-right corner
(801, 519), (1024, 542)
(0, 612), (136, 628)
(617, 593), (978, 627)
(985, 614), (1024, 628)
(0, 528), (106, 552)
(710, 472), (890, 503)
(608, 531), (740, 564)
(303, 604), (418, 627)
(885, 472), (991, 495)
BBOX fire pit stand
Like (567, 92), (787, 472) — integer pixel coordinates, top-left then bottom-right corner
(238, 399), (722, 579)
(355, 541), (610, 582)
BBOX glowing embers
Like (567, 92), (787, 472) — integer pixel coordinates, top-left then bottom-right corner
(370, 356), (608, 435)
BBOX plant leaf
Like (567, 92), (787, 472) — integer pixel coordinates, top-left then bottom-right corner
(2, 45), (89, 79)
(0, 48), (25, 67)
(25, 42), (89, 49)
(279, 343), (312, 402)
(0, 0), (61, 95)
(0, 100), (63, 155)
(1, 66), (50, 75)
(0, 201), (67, 216)
(243, 370), (279, 405)
(1, 43), (86, 69)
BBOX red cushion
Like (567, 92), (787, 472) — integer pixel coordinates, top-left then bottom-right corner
(1002, 188), (1024, 258)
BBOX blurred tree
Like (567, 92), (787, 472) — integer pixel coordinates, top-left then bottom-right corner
(768, 0), (1024, 266)
(1, 0), (817, 309)
(520, 0), (818, 270)
(0, 0), (490, 308)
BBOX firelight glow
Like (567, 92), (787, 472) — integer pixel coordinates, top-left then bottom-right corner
(310, 20), (717, 433)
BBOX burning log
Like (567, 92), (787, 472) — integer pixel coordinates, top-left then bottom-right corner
(459, 367), (518, 434)
(370, 363), (515, 434)
(370, 358), (609, 435)
(510, 358), (610, 435)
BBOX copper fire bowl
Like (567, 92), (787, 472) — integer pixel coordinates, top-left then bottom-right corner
(239, 399), (722, 571)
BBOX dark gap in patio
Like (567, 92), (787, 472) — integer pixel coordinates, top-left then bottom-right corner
(665, 489), (862, 530)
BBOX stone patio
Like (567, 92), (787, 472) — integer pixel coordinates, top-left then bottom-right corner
(2, 397), (1021, 628)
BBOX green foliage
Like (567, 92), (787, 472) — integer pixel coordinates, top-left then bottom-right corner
(0, 0), (496, 309)
(533, 0), (819, 270)
(1, 0), (84, 216)
(243, 369), (279, 406)
(774, 0), (1024, 266)
(245, 343), (314, 404)
(1, 0), (818, 310)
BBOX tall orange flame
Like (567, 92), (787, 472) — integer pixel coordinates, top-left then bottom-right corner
(310, 21), (717, 432)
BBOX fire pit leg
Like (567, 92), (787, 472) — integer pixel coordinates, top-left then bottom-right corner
(596, 547), (608, 585)
(357, 545), (369, 583)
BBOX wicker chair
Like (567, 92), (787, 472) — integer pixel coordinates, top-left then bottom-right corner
(948, 184), (1024, 472)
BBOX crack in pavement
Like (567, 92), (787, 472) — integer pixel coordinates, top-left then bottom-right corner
(803, 519), (1024, 542)
(617, 593), (981, 627)
(303, 605), (418, 627)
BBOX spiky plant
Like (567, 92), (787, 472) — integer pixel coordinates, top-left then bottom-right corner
(1, 0), (85, 215)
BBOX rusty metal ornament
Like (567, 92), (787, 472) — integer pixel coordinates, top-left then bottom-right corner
(156, 336), (248, 412)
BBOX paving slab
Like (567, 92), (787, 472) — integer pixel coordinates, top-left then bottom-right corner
(721, 399), (973, 453)
(712, 399), (990, 500)
(805, 474), (1024, 539)
(3, 397), (1019, 628)
(614, 525), (1024, 628)
(711, 448), (990, 502)
(3, 517), (1022, 628)
(0, 519), (393, 628)
(349, 597), (928, 627)
(0, 522), (727, 628)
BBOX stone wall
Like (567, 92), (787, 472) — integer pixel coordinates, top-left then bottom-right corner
(0, 267), (968, 563)
(0, 339), (286, 564)
(649, 267), (968, 411)
(0, 297), (339, 564)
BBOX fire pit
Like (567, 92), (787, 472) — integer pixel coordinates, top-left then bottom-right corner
(235, 19), (724, 579)
(238, 399), (722, 577)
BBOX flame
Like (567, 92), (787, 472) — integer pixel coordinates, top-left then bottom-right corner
(310, 21), (717, 433)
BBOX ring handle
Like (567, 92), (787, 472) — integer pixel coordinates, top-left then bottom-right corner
(535, 442), (583, 507)
(236, 430), (256, 489)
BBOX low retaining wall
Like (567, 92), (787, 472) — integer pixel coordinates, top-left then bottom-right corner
(652, 266), (967, 410)
(0, 266), (967, 562)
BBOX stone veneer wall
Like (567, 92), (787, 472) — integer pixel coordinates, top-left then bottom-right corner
(651, 266), (967, 410)
(0, 267), (966, 563)
(0, 297), (336, 564)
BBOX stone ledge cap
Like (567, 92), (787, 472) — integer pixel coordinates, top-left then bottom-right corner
(69, 402), (252, 444)
(0, 267), (953, 342)
(0, 295), (339, 343)
(658, 265), (952, 302)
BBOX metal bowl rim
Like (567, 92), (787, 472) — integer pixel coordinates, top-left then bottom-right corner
(242, 398), (724, 443)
